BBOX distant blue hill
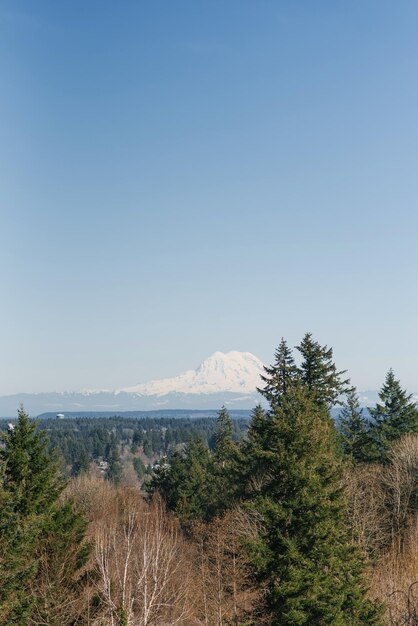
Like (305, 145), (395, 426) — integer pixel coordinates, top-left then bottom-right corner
(0, 390), (263, 419)
(36, 409), (253, 420)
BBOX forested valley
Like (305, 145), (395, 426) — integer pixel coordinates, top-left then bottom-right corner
(0, 415), (249, 485)
(2, 333), (418, 625)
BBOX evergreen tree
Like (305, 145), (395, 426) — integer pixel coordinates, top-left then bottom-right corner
(133, 456), (146, 481)
(149, 437), (215, 525)
(0, 407), (63, 517)
(29, 501), (92, 626)
(369, 369), (418, 463)
(245, 388), (381, 625)
(239, 404), (270, 498)
(106, 443), (123, 485)
(131, 429), (142, 454)
(143, 436), (153, 457)
(0, 408), (63, 622)
(175, 438), (215, 524)
(258, 338), (297, 406)
(296, 332), (352, 409)
(339, 389), (372, 464)
(71, 446), (90, 476)
(213, 406), (235, 461)
(0, 408), (92, 625)
(0, 488), (39, 624)
(212, 407), (239, 514)
(148, 450), (187, 512)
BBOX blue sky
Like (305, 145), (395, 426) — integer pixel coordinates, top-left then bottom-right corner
(1, 0), (418, 394)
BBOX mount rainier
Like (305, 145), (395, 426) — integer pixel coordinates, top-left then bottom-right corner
(121, 351), (265, 396)
(0, 351), (266, 417)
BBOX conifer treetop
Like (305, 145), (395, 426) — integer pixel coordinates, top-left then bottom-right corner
(0, 406), (63, 517)
(258, 338), (297, 406)
(296, 332), (353, 408)
(369, 369), (418, 462)
(339, 388), (371, 464)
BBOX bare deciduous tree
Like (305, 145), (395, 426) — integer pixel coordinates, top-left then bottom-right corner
(382, 435), (418, 551)
(357, 435), (418, 625)
(93, 491), (195, 625)
(191, 508), (259, 626)
(344, 463), (387, 557)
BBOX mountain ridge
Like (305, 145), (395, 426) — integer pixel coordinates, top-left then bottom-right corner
(0, 352), (410, 418)
(120, 350), (265, 396)
(0, 351), (266, 416)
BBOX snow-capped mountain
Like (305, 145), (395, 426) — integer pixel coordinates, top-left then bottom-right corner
(0, 352), (410, 418)
(121, 351), (265, 396)
(0, 351), (266, 417)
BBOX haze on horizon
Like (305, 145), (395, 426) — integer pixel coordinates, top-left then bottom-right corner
(2, 1), (418, 396)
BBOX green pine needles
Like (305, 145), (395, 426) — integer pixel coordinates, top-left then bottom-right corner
(339, 389), (371, 464)
(245, 387), (381, 625)
(368, 369), (418, 463)
(244, 334), (382, 624)
(0, 407), (92, 625)
(339, 369), (418, 464)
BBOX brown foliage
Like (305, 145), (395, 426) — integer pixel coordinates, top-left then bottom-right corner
(27, 529), (93, 626)
(91, 488), (196, 625)
(65, 476), (197, 623)
(64, 474), (116, 527)
(63, 432), (418, 626)
(346, 435), (418, 624)
(344, 462), (387, 556)
(381, 435), (418, 551)
(65, 475), (261, 625)
(191, 508), (259, 626)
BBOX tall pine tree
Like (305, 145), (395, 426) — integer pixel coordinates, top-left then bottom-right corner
(106, 440), (123, 485)
(0, 487), (38, 624)
(369, 369), (418, 463)
(258, 338), (297, 407)
(339, 389), (372, 464)
(296, 332), (352, 409)
(213, 406), (235, 460)
(244, 387), (381, 625)
(239, 404), (271, 499)
(150, 437), (215, 525)
(212, 406), (239, 514)
(0, 407), (92, 625)
(175, 437), (215, 524)
(0, 407), (63, 517)
(0, 408), (62, 622)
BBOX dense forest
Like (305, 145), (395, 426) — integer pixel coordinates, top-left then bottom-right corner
(0, 416), (249, 484)
(1, 333), (418, 624)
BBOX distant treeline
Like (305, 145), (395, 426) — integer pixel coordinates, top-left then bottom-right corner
(0, 415), (250, 477)
(37, 409), (252, 420)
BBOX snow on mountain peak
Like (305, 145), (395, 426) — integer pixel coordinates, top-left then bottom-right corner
(120, 351), (265, 396)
